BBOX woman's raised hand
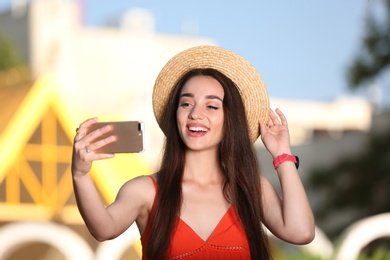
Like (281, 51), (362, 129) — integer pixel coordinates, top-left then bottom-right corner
(71, 118), (115, 177)
(259, 108), (292, 158)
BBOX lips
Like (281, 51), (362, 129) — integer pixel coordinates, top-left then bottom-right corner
(188, 126), (208, 132)
(187, 124), (209, 137)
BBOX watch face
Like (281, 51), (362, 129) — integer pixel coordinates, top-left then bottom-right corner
(295, 156), (300, 169)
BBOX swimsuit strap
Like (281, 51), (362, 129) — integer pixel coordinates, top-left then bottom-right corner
(148, 175), (158, 191)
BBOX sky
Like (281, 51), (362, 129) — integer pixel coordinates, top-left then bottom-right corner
(0, 0), (376, 102)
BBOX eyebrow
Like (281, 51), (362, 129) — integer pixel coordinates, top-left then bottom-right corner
(180, 93), (223, 102)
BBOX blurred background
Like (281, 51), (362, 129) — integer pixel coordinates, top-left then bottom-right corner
(0, 0), (389, 259)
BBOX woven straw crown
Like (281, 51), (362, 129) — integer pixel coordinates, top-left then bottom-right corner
(152, 45), (269, 143)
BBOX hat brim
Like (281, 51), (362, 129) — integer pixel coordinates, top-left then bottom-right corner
(153, 45), (269, 143)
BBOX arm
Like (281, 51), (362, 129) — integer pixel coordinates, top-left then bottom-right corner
(72, 118), (151, 241)
(259, 109), (315, 244)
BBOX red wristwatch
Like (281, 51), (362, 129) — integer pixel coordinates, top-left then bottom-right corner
(273, 153), (299, 169)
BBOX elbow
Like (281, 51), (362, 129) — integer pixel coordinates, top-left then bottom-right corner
(273, 227), (315, 245)
(94, 234), (109, 242)
(89, 229), (117, 242)
(92, 233), (117, 242)
(291, 226), (315, 245)
(91, 232), (109, 242)
(291, 215), (316, 245)
(279, 223), (315, 245)
(296, 229), (315, 245)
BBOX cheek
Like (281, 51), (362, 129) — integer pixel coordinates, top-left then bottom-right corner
(214, 113), (225, 132)
(176, 109), (185, 124)
(220, 117), (225, 132)
(176, 109), (187, 133)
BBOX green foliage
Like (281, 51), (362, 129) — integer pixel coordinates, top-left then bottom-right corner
(0, 33), (24, 70)
(270, 241), (324, 260)
(278, 251), (323, 260)
(357, 247), (390, 260)
(308, 130), (390, 238)
(347, 0), (390, 88)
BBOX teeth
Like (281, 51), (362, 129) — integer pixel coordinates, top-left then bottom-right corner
(189, 126), (208, 132)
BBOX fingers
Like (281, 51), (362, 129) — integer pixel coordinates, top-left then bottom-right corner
(84, 134), (117, 154)
(259, 120), (268, 135)
(74, 118), (98, 142)
(268, 108), (288, 126)
(72, 118), (117, 176)
(74, 118), (116, 158)
(74, 129), (86, 142)
(85, 144), (91, 154)
(84, 124), (114, 146)
(275, 108), (288, 126)
(259, 108), (289, 133)
(268, 109), (280, 125)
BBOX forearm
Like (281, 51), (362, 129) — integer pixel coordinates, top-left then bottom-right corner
(260, 109), (315, 243)
(72, 173), (117, 241)
(276, 161), (315, 243)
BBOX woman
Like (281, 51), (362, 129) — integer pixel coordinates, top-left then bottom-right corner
(72, 46), (315, 260)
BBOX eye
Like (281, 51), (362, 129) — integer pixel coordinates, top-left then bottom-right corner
(180, 102), (192, 107)
(207, 105), (219, 110)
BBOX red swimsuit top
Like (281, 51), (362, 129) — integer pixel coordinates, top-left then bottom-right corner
(141, 176), (251, 259)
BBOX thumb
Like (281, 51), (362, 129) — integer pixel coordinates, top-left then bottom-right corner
(259, 120), (268, 136)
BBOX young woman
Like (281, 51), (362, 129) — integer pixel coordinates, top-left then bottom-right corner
(72, 46), (315, 260)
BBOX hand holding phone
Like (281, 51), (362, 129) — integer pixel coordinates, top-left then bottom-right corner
(87, 121), (144, 153)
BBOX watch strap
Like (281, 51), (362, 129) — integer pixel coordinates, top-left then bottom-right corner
(273, 153), (299, 169)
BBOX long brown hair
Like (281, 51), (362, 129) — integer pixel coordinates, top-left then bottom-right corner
(146, 68), (270, 259)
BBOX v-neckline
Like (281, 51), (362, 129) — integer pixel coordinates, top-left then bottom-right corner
(177, 205), (233, 242)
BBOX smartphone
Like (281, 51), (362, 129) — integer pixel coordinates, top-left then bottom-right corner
(86, 121), (144, 153)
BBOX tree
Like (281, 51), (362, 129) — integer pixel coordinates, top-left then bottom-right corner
(348, 0), (390, 88)
(308, 130), (390, 238)
(0, 33), (24, 71)
(308, 0), (390, 240)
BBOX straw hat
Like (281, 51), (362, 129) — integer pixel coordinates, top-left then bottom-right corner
(153, 45), (269, 143)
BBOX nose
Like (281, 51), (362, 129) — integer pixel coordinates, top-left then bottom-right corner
(189, 104), (204, 120)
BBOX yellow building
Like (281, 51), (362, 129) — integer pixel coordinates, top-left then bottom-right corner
(0, 67), (154, 259)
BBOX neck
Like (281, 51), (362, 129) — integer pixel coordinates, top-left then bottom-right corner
(183, 149), (222, 184)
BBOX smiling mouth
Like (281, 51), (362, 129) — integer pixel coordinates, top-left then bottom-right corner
(188, 126), (208, 132)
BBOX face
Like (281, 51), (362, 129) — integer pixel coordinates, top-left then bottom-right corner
(176, 75), (225, 152)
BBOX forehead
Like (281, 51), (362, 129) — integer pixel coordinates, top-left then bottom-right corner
(180, 75), (224, 97)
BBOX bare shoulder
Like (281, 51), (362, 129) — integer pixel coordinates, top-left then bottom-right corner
(117, 174), (156, 201)
(103, 174), (157, 235)
(112, 174), (157, 219)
